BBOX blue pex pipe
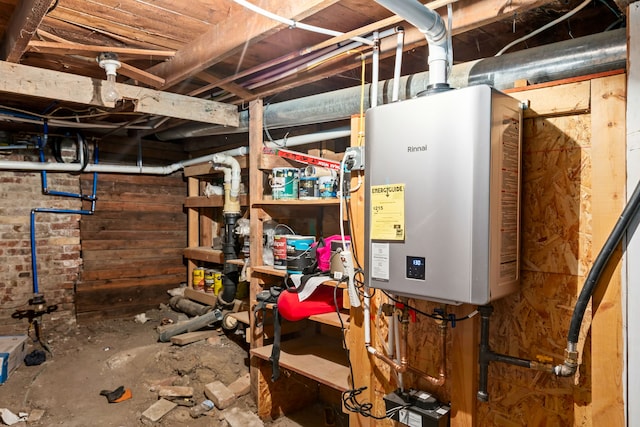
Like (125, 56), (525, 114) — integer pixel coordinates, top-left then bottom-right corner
(30, 141), (99, 295)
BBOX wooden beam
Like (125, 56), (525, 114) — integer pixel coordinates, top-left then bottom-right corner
(0, 0), (53, 62)
(26, 41), (176, 59)
(119, 62), (166, 88)
(147, 0), (340, 90)
(0, 61), (238, 126)
(590, 74), (626, 427)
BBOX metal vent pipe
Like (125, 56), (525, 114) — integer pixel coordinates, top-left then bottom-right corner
(155, 28), (626, 141)
(375, 0), (449, 88)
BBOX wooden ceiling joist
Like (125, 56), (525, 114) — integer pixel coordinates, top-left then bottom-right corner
(194, 71), (256, 101)
(0, 0), (54, 62)
(147, 0), (341, 90)
(27, 40), (176, 59)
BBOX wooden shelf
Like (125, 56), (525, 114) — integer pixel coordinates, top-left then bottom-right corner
(226, 259), (246, 266)
(251, 335), (350, 392)
(183, 247), (224, 264)
(253, 198), (340, 207)
(309, 311), (350, 328)
(184, 287), (218, 306)
(252, 265), (287, 277)
(251, 266), (347, 290)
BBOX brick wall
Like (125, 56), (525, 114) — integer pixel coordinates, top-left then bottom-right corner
(0, 152), (82, 335)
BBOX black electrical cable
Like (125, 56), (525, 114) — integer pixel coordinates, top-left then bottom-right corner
(381, 290), (477, 324)
(567, 177), (640, 343)
(47, 0), (60, 14)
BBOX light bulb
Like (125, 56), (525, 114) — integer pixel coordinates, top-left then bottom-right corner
(103, 73), (119, 103)
(97, 53), (121, 104)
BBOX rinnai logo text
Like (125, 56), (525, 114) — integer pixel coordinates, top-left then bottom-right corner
(407, 144), (427, 153)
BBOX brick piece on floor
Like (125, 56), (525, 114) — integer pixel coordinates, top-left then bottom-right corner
(204, 380), (236, 409)
(147, 375), (181, 391)
(141, 398), (177, 423)
(227, 372), (250, 397)
(222, 407), (264, 427)
(157, 385), (194, 398)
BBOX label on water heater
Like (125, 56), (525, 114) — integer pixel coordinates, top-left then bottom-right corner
(371, 243), (390, 281)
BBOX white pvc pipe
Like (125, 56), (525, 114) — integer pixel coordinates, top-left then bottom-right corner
(371, 32), (380, 108)
(364, 288), (372, 346)
(0, 153), (217, 175)
(212, 154), (241, 198)
(392, 28), (405, 102)
(0, 128), (351, 174)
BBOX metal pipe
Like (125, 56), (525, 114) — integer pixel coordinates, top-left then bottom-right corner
(477, 305), (555, 402)
(368, 302), (447, 387)
(156, 28), (625, 140)
(375, 0), (449, 88)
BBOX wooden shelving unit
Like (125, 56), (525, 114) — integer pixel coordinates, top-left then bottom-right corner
(247, 99), (356, 418)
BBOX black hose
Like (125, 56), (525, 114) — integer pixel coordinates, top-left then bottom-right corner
(568, 178), (640, 343)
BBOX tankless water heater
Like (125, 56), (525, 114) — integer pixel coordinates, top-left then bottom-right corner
(364, 85), (522, 305)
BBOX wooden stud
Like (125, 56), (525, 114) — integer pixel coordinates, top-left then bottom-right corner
(590, 74), (626, 427)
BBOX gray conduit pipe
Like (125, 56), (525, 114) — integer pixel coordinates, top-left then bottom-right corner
(155, 28), (626, 140)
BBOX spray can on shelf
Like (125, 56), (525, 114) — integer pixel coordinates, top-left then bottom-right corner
(192, 267), (205, 291)
(204, 269), (215, 293)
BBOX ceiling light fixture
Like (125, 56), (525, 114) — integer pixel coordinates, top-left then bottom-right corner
(97, 52), (121, 103)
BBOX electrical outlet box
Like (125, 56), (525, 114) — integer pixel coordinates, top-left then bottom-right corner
(345, 146), (365, 170)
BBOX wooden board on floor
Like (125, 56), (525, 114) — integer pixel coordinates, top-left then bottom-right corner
(170, 330), (220, 345)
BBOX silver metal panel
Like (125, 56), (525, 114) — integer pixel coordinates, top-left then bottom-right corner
(364, 85), (521, 305)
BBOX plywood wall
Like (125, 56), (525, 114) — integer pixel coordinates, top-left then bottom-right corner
(350, 73), (626, 427)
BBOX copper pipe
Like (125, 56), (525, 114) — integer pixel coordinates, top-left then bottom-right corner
(370, 309), (447, 387)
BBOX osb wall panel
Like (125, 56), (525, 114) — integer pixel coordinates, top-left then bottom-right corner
(477, 112), (594, 426)
(76, 173), (186, 321)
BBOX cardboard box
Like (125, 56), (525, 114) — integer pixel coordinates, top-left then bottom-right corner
(0, 335), (29, 384)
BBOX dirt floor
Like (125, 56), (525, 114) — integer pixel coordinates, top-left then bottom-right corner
(0, 304), (347, 427)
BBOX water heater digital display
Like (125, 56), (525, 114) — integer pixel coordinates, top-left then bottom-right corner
(364, 85), (522, 305)
(406, 256), (426, 280)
